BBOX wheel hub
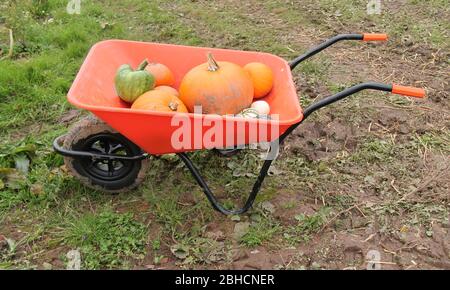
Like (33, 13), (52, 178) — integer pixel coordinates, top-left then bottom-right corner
(78, 134), (135, 181)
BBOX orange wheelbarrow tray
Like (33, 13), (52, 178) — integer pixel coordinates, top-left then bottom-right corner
(53, 33), (425, 215)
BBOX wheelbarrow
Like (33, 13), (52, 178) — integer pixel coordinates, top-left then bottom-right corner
(53, 33), (425, 215)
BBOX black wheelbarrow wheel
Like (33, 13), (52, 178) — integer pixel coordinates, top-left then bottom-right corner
(63, 116), (149, 193)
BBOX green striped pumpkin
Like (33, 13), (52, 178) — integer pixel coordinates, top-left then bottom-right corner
(115, 59), (155, 103)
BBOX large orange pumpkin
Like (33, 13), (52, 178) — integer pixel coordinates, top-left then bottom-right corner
(131, 90), (188, 113)
(179, 53), (254, 115)
(244, 62), (273, 99)
(145, 63), (175, 86)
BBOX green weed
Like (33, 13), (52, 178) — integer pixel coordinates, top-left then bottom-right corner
(62, 210), (148, 269)
(284, 207), (330, 244)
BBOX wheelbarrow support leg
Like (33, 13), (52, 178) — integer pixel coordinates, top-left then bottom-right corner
(177, 145), (278, 215)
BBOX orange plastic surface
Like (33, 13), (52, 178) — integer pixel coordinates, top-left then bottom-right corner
(67, 40), (303, 155)
(392, 84), (426, 98)
(363, 33), (388, 41)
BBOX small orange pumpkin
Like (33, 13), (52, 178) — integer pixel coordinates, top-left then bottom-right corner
(244, 62), (273, 99)
(154, 85), (179, 97)
(131, 90), (188, 113)
(179, 53), (254, 115)
(145, 63), (175, 86)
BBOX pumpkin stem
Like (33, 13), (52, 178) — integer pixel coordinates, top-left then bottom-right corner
(168, 102), (179, 111)
(137, 59), (149, 71)
(207, 52), (219, 72)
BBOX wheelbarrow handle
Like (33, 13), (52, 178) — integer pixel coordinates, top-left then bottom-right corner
(301, 82), (425, 120)
(277, 82), (425, 145)
(392, 84), (426, 98)
(289, 33), (388, 70)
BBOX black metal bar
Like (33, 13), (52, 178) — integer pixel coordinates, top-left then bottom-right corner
(177, 144), (278, 215)
(52, 135), (149, 161)
(289, 34), (363, 70)
(279, 82), (393, 143)
(303, 82), (392, 119)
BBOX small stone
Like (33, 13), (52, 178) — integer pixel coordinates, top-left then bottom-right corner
(311, 262), (321, 269)
(231, 249), (248, 261)
(233, 222), (250, 240)
(260, 201), (276, 213)
(230, 215), (241, 222)
(42, 262), (53, 270)
(100, 21), (112, 29)
(205, 230), (225, 241)
(268, 166), (282, 176)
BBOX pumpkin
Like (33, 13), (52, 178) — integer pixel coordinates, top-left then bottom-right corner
(145, 62), (175, 86)
(179, 53), (254, 115)
(115, 59), (155, 103)
(131, 90), (188, 113)
(154, 85), (179, 97)
(236, 108), (271, 120)
(236, 108), (259, 119)
(244, 62), (273, 99)
(251, 100), (270, 115)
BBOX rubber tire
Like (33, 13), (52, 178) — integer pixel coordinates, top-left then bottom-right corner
(63, 116), (149, 193)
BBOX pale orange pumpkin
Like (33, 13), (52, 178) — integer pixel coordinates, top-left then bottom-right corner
(145, 63), (175, 86)
(244, 62), (273, 99)
(154, 85), (179, 97)
(131, 90), (188, 113)
(179, 53), (254, 115)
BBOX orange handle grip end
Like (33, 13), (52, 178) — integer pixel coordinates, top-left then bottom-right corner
(392, 84), (426, 98)
(363, 33), (388, 41)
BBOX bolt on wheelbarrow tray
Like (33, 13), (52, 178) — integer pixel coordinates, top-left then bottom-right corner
(67, 39), (303, 154)
(54, 33), (426, 215)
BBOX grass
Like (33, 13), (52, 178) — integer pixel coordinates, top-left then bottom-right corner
(240, 212), (281, 247)
(351, 138), (395, 163)
(284, 207), (330, 244)
(413, 131), (450, 152)
(0, 0), (448, 269)
(62, 210), (148, 269)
